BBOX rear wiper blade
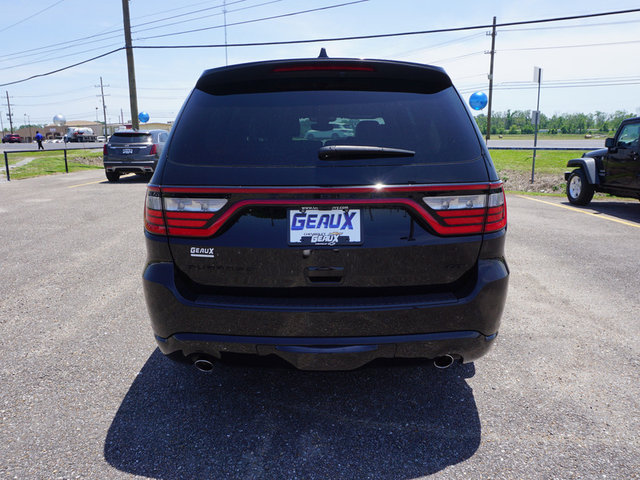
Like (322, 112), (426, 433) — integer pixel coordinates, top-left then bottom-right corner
(318, 145), (415, 160)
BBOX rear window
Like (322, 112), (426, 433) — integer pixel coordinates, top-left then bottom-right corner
(168, 88), (481, 167)
(109, 133), (152, 144)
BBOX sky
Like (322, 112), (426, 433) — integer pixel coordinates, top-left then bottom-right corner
(1, 0), (639, 128)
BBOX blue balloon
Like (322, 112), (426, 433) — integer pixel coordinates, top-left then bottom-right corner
(138, 111), (150, 123)
(469, 92), (488, 111)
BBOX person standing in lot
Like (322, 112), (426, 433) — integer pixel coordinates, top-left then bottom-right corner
(35, 131), (44, 150)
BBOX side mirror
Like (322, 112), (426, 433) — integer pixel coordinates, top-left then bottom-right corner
(605, 137), (615, 148)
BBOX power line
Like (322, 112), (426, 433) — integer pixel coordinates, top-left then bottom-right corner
(0, 0), (65, 34)
(500, 39), (640, 52)
(134, 0), (369, 41)
(132, 7), (640, 49)
(0, 48), (124, 87)
(14, 95), (97, 107)
(391, 32), (484, 59)
(1, 41), (124, 71)
(13, 87), (95, 98)
(0, 0), (324, 69)
(133, 0), (220, 21)
(3, 7), (640, 87)
(501, 17), (640, 33)
(132, 0), (250, 31)
(0, 0), (259, 61)
(458, 77), (640, 93)
(131, 0), (283, 36)
(430, 50), (485, 65)
(0, 0), (238, 61)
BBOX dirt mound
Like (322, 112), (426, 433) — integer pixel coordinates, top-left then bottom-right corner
(499, 169), (565, 194)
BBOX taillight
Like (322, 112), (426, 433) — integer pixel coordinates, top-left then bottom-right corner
(484, 188), (507, 233)
(103, 144), (107, 155)
(423, 184), (506, 235)
(145, 188), (165, 235)
(144, 186), (228, 237)
(149, 143), (158, 155)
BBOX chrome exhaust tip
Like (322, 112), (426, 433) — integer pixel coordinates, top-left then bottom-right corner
(193, 357), (215, 373)
(433, 354), (455, 369)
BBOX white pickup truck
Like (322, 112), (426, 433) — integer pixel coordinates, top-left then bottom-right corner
(64, 127), (97, 143)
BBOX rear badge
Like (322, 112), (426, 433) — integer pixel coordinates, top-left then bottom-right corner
(190, 247), (215, 258)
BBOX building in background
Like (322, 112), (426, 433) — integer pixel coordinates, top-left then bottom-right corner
(10, 120), (172, 143)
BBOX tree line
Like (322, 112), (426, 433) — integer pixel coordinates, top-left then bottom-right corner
(473, 110), (636, 135)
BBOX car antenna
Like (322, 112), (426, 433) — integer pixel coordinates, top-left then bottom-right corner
(318, 48), (329, 58)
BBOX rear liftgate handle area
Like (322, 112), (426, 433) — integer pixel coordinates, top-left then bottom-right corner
(304, 266), (344, 284)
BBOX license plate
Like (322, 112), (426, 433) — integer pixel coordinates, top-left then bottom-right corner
(288, 208), (361, 246)
(122, 148), (133, 154)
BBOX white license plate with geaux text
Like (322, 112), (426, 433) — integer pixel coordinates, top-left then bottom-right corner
(288, 208), (361, 246)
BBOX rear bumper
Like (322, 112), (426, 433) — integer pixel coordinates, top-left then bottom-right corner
(104, 159), (157, 173)
(143, 257), (508, 370)
(156, 331), (497, 370)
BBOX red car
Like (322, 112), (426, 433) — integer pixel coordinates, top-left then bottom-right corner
(2, 133), (22, 143)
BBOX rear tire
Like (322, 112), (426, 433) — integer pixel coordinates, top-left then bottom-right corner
(106, 170), (120, 183)
(566, 169), (594, 206)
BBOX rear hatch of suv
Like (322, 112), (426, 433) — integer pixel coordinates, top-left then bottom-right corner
(147, 59), (504, 296)
(106, 131), (155, 158)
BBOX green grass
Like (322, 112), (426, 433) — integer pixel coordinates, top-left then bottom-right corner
(487, 133), (608, 141)
(489, 149), (584, 175)
(5, 149), (103, 180)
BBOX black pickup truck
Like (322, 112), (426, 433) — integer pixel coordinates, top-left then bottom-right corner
(565, 116), (640, 205)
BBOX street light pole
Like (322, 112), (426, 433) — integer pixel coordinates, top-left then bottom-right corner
(531, 66), (543, 183)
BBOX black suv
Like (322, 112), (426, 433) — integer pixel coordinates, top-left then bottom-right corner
(565, 116), (640, 205)
(143, 56), (509, 371)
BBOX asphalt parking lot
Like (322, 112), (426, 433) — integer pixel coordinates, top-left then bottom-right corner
(1, 170), (639, 479)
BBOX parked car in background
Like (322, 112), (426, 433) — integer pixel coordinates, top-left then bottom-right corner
(565, 116), (640, 205)
(142, 54), (509, 372)
(2, 133), (22, 143)
(103, 129), (169, 182)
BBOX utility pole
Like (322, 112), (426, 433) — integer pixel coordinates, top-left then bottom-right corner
(5, 91), (14, 133)
(96, 76), (109, 138)
(485, 16), (497, 141)
(121, 0), (139, 130)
